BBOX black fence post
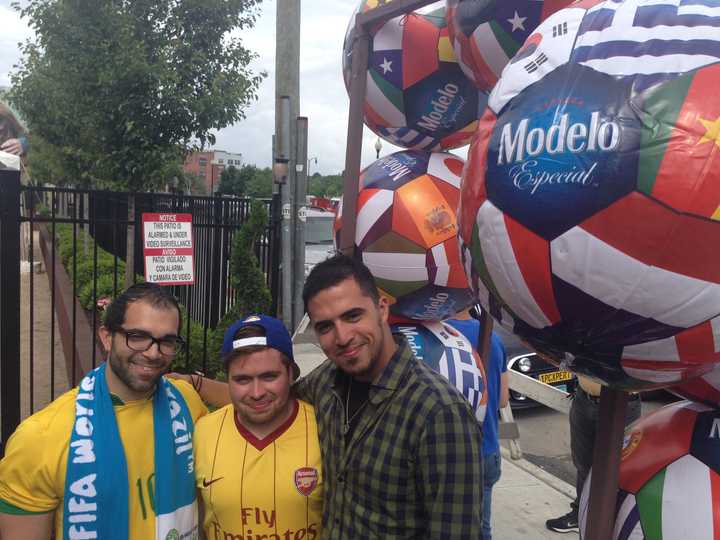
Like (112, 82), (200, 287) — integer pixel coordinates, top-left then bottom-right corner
(208, 195), (223, 329)
(0, 170), (22, 454)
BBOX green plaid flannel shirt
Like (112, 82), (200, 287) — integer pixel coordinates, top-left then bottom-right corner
(294, 337), (484, 539)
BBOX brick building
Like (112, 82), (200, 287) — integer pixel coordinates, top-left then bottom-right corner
(183, 149), (243, 194)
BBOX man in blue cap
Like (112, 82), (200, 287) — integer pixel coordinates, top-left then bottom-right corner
(193, 314), (323, 540)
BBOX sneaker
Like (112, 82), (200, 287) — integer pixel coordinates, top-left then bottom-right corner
(546, 511), (579, 533)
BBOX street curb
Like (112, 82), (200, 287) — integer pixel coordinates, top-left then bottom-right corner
(500, 446), (576, 500)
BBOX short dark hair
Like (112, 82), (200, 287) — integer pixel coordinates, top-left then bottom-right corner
(103, 283), (182, 334)
(302, 253), (380, 314)
(224, 325), (292, 373)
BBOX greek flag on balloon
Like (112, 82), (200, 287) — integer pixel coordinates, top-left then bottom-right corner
(440, 347), (484, 413)
(570, 0), (720, 91)
(393, 321), (487, 422)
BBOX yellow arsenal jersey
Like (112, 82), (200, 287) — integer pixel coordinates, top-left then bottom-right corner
(194, 400), (323, 540)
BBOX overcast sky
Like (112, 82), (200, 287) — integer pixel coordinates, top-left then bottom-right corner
(227, 0), (398, 175)
(0, 0), (459, 176)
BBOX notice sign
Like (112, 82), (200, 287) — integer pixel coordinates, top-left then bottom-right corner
(142, 213), (195, 285)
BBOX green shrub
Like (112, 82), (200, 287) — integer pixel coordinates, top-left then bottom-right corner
(173, 306), (224, 379)
(209, 200), (273, 363)
(73, 255), (125, 296)
(35, 203), (51, 217)
(56, 225), (78, 265)
(77, 273), (117, 310)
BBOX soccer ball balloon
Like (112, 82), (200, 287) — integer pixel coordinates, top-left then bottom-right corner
(334, 150), (472, 321)
(446, 0), (573, 91)
(579, 401), (720, 539)
(669, 366), (720, 408)
(458, 0), (720, 390)
(342, 1), (486, 150)
(393, 320), (488, 422)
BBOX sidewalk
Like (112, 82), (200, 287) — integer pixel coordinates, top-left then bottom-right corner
(494, 450), (576, 539)
(293, 343), (577, 539)
(19, 230), (69, 419)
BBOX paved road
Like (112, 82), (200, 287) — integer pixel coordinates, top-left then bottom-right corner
(502, 391), (681, 488)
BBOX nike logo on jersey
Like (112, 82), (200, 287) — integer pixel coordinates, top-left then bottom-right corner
(202, 477), (224, 488)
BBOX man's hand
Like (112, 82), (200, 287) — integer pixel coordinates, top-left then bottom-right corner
(1, 138), (23, 156)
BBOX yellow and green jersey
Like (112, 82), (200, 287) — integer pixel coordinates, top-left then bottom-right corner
(0, 378), (207, 539)
(194, 400), (323, 540)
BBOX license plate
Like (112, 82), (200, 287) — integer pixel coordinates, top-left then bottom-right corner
(539, 370), (573, 384)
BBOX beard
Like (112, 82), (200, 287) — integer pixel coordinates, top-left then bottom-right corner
(107, 346), (168, 396)
(335, 317), (389, 382)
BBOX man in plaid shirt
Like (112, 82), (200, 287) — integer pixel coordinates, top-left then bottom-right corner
(295, 254), (483, 538)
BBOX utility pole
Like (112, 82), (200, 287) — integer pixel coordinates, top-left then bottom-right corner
(293, 117), (308, 328)
(275, 0), (301, 330)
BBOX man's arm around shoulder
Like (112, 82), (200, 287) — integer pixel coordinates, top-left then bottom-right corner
(418, 402), (484, 538)
(291, 360), (331, 405)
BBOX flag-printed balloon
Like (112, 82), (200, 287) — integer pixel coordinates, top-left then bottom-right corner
(446, 0), (573, 91)
(458, 0), (720, 390)
(579, 401), (720, 539)
(669, 366), (720, 407)
(334, 150), (472, 321)
(342, 1), (486, 150)
(393, 320), (488, 422)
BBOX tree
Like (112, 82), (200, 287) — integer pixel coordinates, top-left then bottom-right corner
(209, 199), (272, 360)
(217, 164), (272, 197)
(10, 0), (265, 284)
(23, 134), (68, 185)
(11, 0), (264, 189)
(177, 171), (207, 196)
(308, 173), (344, 198)
(227, 200), (272, 314)
(245, 166), (274, 198)
(217, 165), (248, 196)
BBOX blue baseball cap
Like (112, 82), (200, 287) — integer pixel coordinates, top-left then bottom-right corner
(221, 314), (299, 379)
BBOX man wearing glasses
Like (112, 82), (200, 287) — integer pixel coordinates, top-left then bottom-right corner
(0, 283), (212, 539)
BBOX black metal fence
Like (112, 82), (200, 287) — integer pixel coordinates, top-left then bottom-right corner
(0, 176), (279, 451)
(0, 169), (22, 454)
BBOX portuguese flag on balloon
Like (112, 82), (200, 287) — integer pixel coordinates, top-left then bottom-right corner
(637, 63), (720, 220)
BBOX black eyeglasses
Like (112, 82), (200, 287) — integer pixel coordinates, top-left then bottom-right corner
(114, 328), (185, 355)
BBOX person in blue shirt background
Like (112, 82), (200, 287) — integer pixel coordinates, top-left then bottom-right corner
(447, 308), (509, 540)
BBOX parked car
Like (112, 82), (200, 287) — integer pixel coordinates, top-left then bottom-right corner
(493, 324), (577, 410)
(304, 207), (335, 277)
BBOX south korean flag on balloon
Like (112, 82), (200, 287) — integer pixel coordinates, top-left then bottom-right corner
(489, 5), (587, 114)
(490, 0), (720, 114)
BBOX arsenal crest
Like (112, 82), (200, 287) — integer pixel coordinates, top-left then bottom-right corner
(294, 467), (319, 496)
